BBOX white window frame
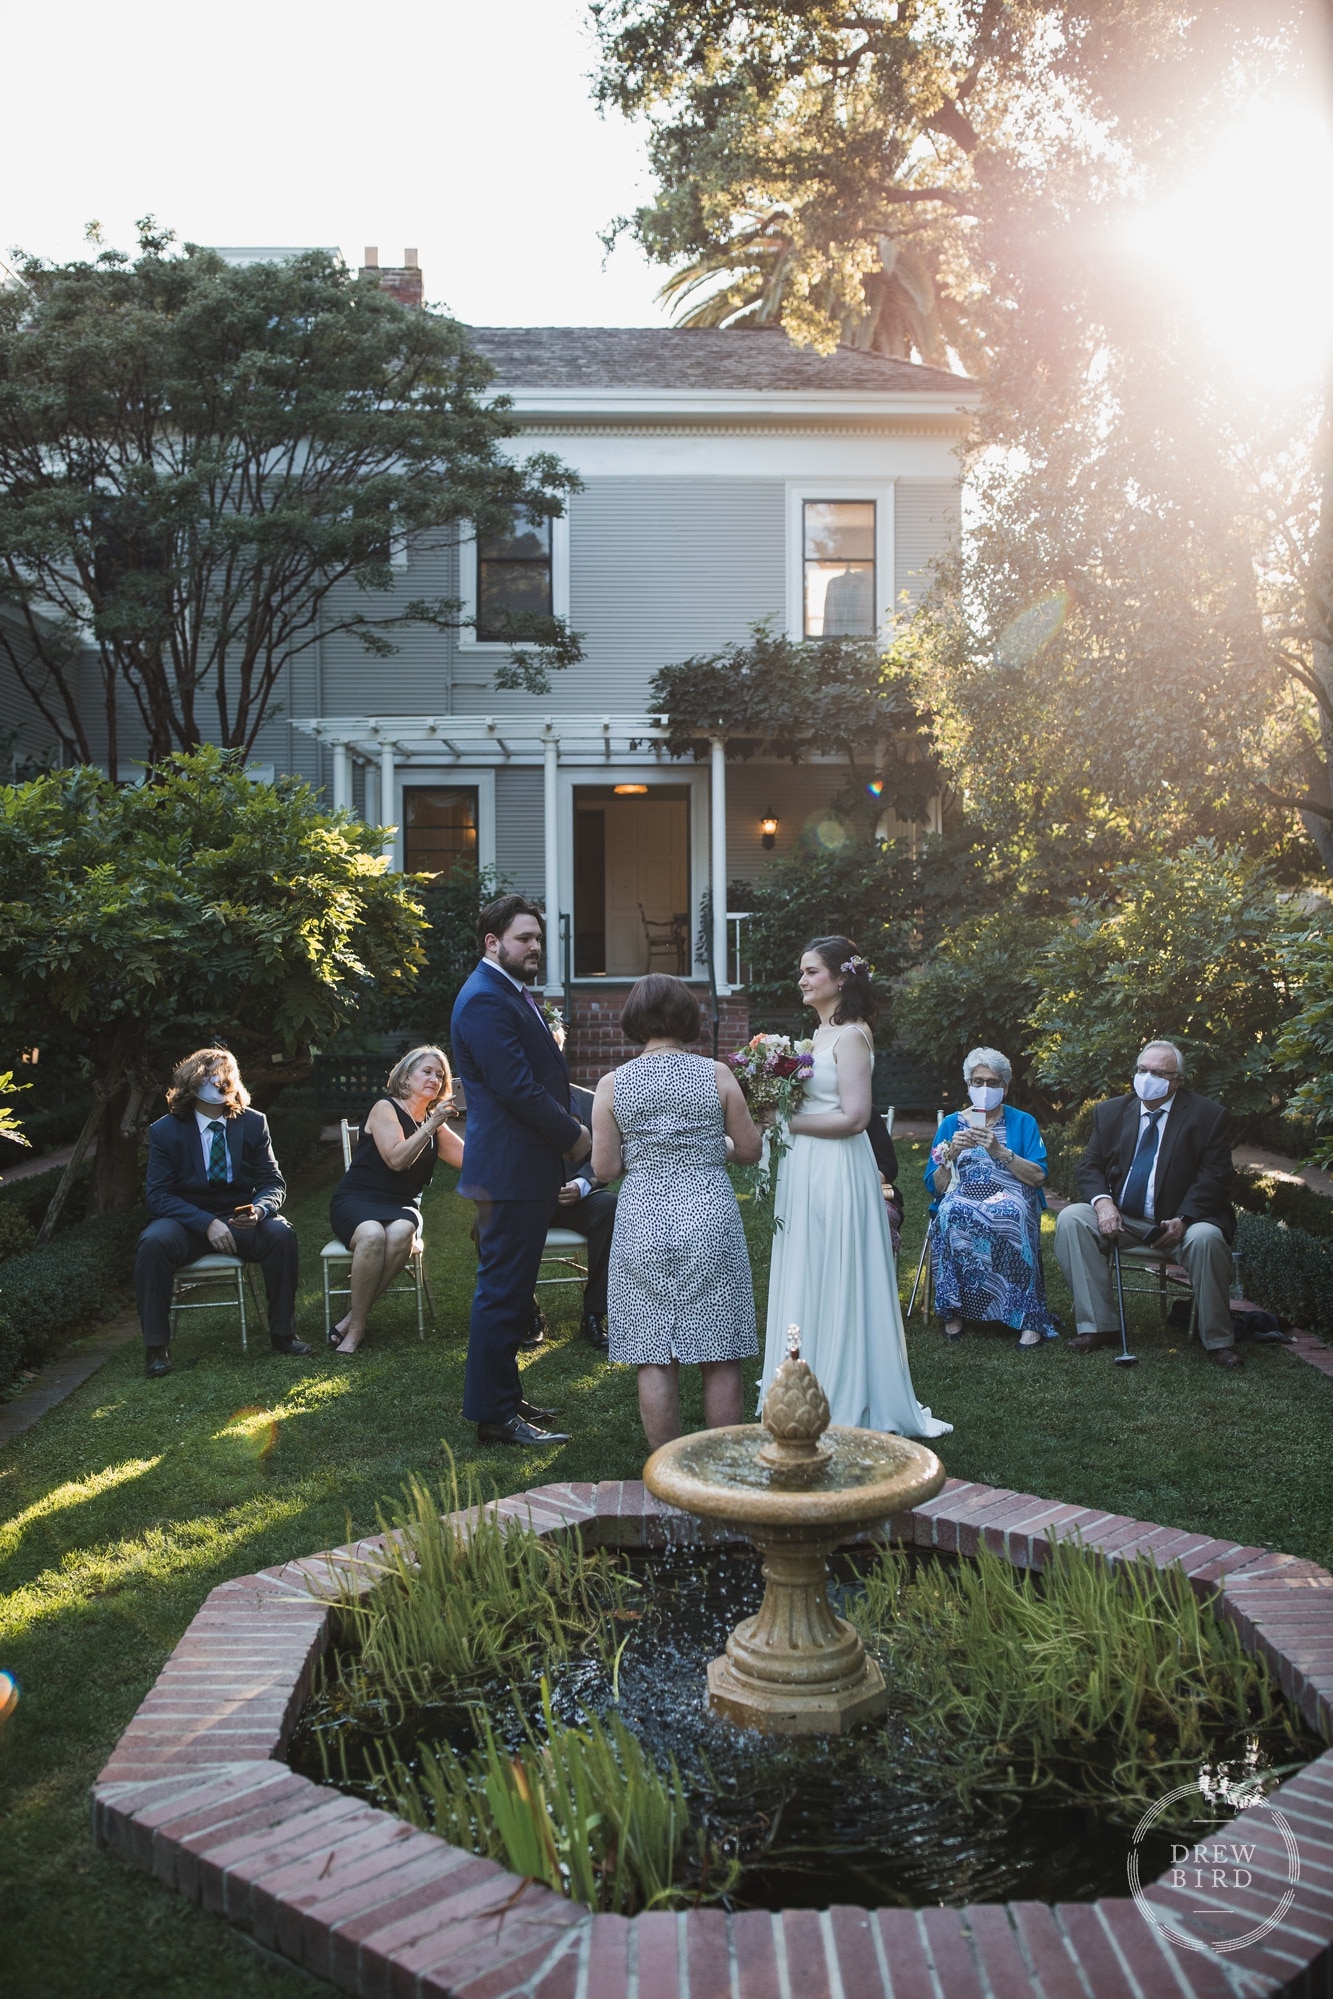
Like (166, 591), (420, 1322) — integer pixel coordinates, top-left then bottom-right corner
(389, 768), (496, 876)
(457, 513), (570, 650)
(785, 481), (896, 643)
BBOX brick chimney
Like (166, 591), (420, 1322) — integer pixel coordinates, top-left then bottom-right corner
(359, 245), (423, 309)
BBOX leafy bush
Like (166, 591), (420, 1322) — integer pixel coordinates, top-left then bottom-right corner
(351, 862), (511, 1047)
(1029, 842), (1292, 1113)
(1274, 917), (1333, 1162)
(0, 1207), (144, 1392)
(1233, 1171), (1333, 1241)
(265, 1098), (326, 1177)
(0, 1097), (93, 1164)
(1040, 1101), (1098, 1199)
(894, 908), (1057, 1106)
(0, 1161), (93, 1232)
(1234, 1213), (1333, 1337)
(0, 1203), (36, 1262)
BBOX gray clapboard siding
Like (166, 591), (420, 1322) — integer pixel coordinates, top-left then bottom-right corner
(452, 478), (788, 718)
(894, 480), (960, 609)
(494, 767), (544, 894)
(319, 531), (457, 715)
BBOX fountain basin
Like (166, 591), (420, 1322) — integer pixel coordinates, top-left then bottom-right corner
(645, 1421), (945, 1732)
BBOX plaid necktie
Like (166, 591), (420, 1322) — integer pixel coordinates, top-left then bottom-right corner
(206, 1119), (228, 1183)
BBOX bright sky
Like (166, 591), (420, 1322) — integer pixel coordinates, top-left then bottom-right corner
(1, 0), (670, 327)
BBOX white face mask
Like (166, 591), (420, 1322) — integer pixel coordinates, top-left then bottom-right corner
(1134, 1070), (1173, 1104)
(195, 1078), (228, 1106)
(968, 1083), (1004, 1112)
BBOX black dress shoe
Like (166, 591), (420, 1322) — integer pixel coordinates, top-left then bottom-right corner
(581, 1312), (609, 1352)
(518, 1398), (559, 1425)
(519, 1301), (548, 1352)
(145, 1347), (172, 1379)
(476, 1415), (571, 1447)
(270, 1333), (313, 1357)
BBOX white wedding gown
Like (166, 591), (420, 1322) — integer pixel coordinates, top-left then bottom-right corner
(759, 1027), (951, 1439)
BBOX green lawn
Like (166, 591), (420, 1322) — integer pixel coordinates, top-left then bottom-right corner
(1, 1143), (1329, 1996)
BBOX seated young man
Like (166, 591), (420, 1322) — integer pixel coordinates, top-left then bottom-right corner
(134, 1047), (311, 1377)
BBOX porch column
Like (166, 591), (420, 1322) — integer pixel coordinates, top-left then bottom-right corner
(710, 734), (729, 993)
(331, 740), (351, 814)
(379, 741), (396, 865)
(543, 730), (561, 994)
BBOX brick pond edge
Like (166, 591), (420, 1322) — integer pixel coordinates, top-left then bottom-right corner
(92, 1478), (1333, 1998)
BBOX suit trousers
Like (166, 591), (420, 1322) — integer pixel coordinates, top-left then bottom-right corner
(463, 1199), (551, 1424)
(1053, 1206), (1234, 1349)
(553, 1186), (616, 1317)
(134, 1216), (299, 1348)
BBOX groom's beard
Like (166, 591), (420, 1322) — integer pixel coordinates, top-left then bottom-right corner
(495, 940), (541, 984)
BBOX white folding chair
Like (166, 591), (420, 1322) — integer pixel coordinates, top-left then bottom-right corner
(170, 1253), (264, 1353)
(537, 1226), (589, 1292)
(321, 1119), (437, 1341)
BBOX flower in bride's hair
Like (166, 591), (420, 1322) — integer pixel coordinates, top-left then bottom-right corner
(840, 954), (874, 977)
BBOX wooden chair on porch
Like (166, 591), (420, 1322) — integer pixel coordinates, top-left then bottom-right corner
(639, 903), (690, 976)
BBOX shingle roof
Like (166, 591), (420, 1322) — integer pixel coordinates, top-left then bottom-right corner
(465, 325), (970, 396)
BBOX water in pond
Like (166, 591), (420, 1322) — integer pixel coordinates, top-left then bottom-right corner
(289, 1545), (1316, 1911)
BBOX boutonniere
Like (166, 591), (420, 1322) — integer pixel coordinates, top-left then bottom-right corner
(541, 1001), (567, 1048)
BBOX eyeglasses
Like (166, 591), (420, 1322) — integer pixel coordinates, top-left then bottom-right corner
(1134, 1065), (1178, 1079)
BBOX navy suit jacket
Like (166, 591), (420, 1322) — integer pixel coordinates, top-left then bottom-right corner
(451, 961), (582, 1203)
(145, 1108), (287, 1236)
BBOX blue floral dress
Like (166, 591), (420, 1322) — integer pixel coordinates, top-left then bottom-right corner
(927, 1111), (1057, 1338)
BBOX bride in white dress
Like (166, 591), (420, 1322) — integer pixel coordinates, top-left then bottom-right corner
(759, 936), (951, 1439)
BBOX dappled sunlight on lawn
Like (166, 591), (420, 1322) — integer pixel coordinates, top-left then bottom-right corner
(0, 1490), (311, 1639)
(210, 1373), (355, 1460)
(0, 1459), (162, 1563)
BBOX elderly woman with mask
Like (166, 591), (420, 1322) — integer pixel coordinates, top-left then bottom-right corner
(926, 1048), (1056, 1349)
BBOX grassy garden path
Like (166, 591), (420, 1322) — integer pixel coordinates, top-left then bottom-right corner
(2, 1144), (1330, 1996)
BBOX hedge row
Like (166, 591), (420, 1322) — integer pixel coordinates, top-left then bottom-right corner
(0, 1206), (145, 1394)
(1235, 1212), (1333, 1339)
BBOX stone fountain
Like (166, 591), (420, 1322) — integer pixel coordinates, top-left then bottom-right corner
(644, 1329), (946, 1733)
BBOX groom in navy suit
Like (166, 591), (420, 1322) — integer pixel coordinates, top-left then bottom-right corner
(452, 895), (592, 1446)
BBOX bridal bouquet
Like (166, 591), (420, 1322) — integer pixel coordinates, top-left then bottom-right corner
(727, 1033), (815, 1124)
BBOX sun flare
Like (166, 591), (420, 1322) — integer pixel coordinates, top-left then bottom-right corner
(1121, 93), (1333, 397)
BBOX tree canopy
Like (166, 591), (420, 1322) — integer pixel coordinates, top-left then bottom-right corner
(0, 747), (426, 1216)
(0, 225), (581, 775)
(591, 0), (1286, 364)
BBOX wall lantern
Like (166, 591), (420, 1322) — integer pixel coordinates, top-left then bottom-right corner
(760, 813), (779, 850)
(613, 783), (649, 795)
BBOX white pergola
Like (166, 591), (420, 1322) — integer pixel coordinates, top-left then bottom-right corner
(298, 713), (733, 994)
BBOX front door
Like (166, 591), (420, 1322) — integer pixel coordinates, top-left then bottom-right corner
(573, 785), (691, 977)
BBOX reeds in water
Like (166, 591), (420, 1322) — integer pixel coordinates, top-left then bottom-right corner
(373, 1680), (736, 1914)
(851, 1540), (1298, 1822)
(319, 1458), (634, 1721)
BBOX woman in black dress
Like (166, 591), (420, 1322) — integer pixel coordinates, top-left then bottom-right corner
(328, 1045), (463, 1353)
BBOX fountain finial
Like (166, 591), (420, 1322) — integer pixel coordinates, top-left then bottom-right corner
(759, 1329), (832, 1484)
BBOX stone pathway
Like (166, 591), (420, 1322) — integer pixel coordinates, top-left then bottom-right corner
(0, 1309), (140, 1450)
(1, 1139), (78, 1183)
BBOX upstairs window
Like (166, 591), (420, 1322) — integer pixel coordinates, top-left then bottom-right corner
(476, 512), (552, 639)
(803, 500), (876, 637)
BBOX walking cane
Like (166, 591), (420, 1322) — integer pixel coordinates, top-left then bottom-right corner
(1110, 1240), (1138, 1367)
(907, 1218), (933, 1318)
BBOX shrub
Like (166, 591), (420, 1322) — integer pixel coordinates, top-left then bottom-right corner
(1233, 1171), (1333, 1241)
(0, 1161), (93, 1232)
(0, 1203), (36, 1262)
(894, 908), (1056, 1106)
(1234, 1213), (1333, 1337)
(1041, 1100), (1098, 1199)
(265, 1098), (326, 1177)
(0, 1207), (144, 1392)
(1030, 842), (1291, 1114)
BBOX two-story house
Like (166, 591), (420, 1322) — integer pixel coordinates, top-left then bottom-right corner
(1, 259), (975, 1076)
(296, 314), (974, 1070)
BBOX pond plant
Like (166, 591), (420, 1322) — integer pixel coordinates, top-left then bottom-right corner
(296, 1472), (1313, 1913)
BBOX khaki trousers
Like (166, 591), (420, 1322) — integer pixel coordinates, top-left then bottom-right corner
(1053, 1206), (1234, 1350)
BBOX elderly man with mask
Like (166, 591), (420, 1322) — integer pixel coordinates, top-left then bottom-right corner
(1054, 1040), (1239, 1368)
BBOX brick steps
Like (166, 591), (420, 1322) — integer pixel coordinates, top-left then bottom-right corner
(564, 989), (750, 1085)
